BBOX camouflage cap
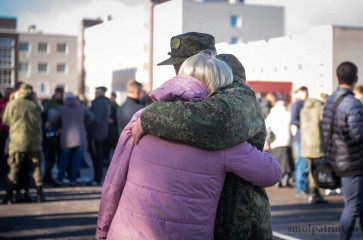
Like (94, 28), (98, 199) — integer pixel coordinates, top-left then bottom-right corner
(157, 32), (216, 66)
(217, 54), (246, 83)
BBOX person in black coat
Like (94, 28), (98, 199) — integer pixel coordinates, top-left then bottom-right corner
(322, 62), (363, 240)
(117, 80), (145, 135)
(88, 86), (111, 185)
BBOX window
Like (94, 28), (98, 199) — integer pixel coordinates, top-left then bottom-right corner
(38, 82), (50, 95)
(0, 39), (14, 47)
(0, 38), (15, 88)
(19, 42), (30, 52)
(230, 37), (240, 44)
(57, 43), (67, 53)
(19, 62), (29, 74)
(230, 15), (242, 28)
(56, 63), (66, 74)
(38, 42), (48, 53)
(38, 63), (48, 73)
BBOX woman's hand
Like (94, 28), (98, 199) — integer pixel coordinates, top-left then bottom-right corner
(131, 118), (145, 145)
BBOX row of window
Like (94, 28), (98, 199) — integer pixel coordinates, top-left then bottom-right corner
(19, 42), (68, 54)
(19, 62), (67, 74)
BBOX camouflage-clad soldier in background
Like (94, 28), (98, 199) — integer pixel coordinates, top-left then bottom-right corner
(132, 32), (271, 239)
(2, 83), (45, 203)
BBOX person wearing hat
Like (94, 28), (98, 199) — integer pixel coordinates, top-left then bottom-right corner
(88, 86), (111, 185)
(2, 83), (45, 203)
(130, 32), (270, 239)
(42, 85), (64, 185)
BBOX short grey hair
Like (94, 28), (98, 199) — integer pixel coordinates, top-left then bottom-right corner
(178, 50), (233, 93)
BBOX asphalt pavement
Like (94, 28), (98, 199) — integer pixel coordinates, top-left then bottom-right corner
(0, 159), (362, 240)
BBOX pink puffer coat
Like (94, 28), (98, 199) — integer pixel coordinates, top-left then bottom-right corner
(96, 75), (281, 240)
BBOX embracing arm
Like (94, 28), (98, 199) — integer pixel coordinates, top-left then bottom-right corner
(140, 83), (266, 150)
(95, 110), (143, 239)
(224, 142), (281, 187)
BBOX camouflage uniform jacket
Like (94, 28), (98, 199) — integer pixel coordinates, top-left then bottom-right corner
(141, 54), (271, 239)
(3, 89), (42, 155)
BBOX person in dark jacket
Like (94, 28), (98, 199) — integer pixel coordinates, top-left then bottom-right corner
(322, 61), (363, 240)
(42, 86), (64, 184)
(291, 86), (309, 198)
(104, 92), (118, 166)
(51, 92), (94, 186)
(117, 80), (145, 135)
(88, 86), (111, 186)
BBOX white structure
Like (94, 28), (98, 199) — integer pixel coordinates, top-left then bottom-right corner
(215, 25), (363, 98)
(83, 1), (150, 101)
(18, 33), (78, 98)
(153, 0), (284, 88)
(83, 0), (284, 99)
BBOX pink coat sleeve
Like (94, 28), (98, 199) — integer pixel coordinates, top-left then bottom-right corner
(224, 142), (282, 188)
(95, 109), (144, 240)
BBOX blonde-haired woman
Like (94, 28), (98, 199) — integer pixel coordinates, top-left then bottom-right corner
(96, 51), (281, 239)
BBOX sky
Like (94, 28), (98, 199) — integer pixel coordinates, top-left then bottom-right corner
(0, 0), (363, 36)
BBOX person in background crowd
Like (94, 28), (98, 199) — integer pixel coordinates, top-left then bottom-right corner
(117, 80), (145, 135)
(265, 93), (294, 188)
(291, 86), (309, 198)
(130, 32), (270, 239)
(0, 88), (13, 175)
(300, 92), (329, 204)
(42, 86), (64, 184)
(260, 92), (277, 119)
(322, 62), (363, 240)
(51, 92), (94, 187)
(2, 84), (45, 204)
(88, 86), (111, 186)
(140, 89), (153, 105)
(104, 92), (118, 167)
(353, 85), (363, 104)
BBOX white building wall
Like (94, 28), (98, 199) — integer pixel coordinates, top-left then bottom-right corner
(18, 33), (77, 98)
(183, 1), (284, 44)
(216, 25), (334, 98)
(84, 4), (147, 101)
(333, 27), (363, 89)
(153, 0), (184, 89)
(152, 0), (284, 89)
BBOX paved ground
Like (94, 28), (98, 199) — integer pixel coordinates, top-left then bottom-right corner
(0, 163), (362, 239)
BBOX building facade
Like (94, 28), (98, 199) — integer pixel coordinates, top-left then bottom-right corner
(153, 0), (284, 88)
(215, 25), (363, 99)
(18, 33), (78, 98)
(0, 17), (18, 89)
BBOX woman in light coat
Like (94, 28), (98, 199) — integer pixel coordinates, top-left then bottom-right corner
(96, 51), (281, 239)
(265, 94), (294, 187)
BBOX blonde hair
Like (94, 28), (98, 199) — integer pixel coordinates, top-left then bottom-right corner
(178, 50), (233, 93)
(126, 79), (143, 93)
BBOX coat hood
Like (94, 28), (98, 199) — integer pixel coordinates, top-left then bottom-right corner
(64, 93), (78, 107)
(217, 54), (245, 83)
(149, 75), (210, 102)
(304, 98), (323, 109)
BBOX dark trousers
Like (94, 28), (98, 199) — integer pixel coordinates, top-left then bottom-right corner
(89, 139), (104, 183)
(0, 130), (8, 174)
(7, 151), (43, 189)
(339, 175), (363, 240)
(43, 135), (61, 180)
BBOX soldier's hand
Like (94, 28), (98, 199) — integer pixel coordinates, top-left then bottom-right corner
(131, 118), (145, 145)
